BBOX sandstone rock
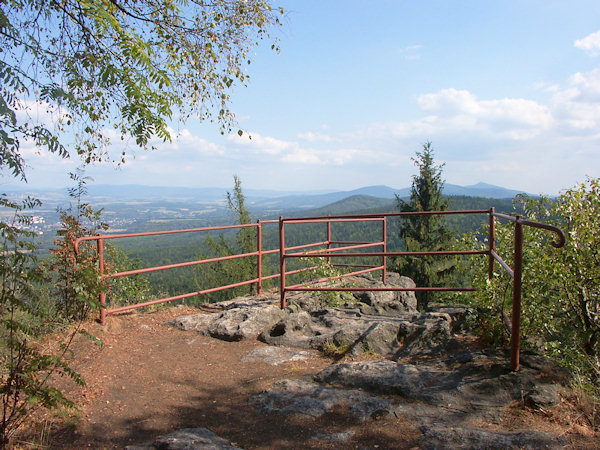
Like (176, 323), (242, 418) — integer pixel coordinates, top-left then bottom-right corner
(249, 379), (401, 422)
(126, 427), (242, 450)
(259, 308), (455, 358)
(315, 349), (570, 421)
(241, 346), (311, 366)
(169, 312), (219, 332)
(419, 426), (566, 449)
(259, 308), (404, 356)
(169, 298), (285, 341)
(524, 384), (563, 409)
(395, 312), (452, 356)
(353, 272), (418, 314)
(311, 430), (355, 444)
(314, 359), (430, 399)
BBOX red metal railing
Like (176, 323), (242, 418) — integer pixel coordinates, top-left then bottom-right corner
(74, 208), (565, 371)
(278, 210), (490, 309)
(489, 209), (565, 370)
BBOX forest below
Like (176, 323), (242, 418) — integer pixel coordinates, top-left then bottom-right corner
(72, 194), (516, 306)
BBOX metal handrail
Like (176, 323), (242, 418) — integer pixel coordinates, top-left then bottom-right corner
(490, 212), (566, 371)
(73, 207), (564, 372)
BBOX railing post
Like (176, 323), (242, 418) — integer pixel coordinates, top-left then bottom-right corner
(279, 217), (286, 308)
(382, 217), (387, 283)
(256, 220), (263, 295)
(488, 207), (496, 280)
(510, 216), (524, 371)
(326, 217), (332, 265)
(97, 237), (106, 325)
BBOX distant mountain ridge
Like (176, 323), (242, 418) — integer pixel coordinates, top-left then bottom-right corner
(3, 182), (529, 213)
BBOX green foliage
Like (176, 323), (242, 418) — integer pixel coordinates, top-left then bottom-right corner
(396, 142), (455, 310)
(1, 0), (284, 183)
(305, 257), (356, 307)
(0, 197), (86, 447)
(321, 341), (351, 359)
(45, 170), (108, 320)
(104, 245), (152, 308)
(467, 178), (600, 395)
(195, 176), (258, 302)
(46, 170), (152, 315)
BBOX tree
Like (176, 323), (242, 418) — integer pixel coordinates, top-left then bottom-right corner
(1, 2), (283, 444)
(396, 141), (454, 310)
(1, 0), (284, 183)
(195, 175), (257, 301)
(1, 196), (86, 447)
(46, 170), (108, 321)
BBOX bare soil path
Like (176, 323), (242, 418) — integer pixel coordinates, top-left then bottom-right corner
(18, 305), (598, 449)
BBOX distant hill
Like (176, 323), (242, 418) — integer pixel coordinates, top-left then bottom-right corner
(443, 182), (526, 199)
(286, 195), (396, 217)
(3, 181), (528, 204)
(248, 183), (527, 212)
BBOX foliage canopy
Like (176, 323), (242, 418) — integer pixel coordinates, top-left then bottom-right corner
(1, 0), (283, 181)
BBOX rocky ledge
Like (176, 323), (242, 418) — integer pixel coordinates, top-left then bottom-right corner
(165, 272), (571, 449)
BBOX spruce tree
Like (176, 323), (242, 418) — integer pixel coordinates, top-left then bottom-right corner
(396, 142), (454, 310)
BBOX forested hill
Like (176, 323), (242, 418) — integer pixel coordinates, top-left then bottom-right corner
(105, 194), (517, 298)
(263, 194), (515, 232)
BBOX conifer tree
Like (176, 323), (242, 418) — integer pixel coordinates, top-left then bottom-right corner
(196, 176), (256, 301)
(396, 142), (454, 310)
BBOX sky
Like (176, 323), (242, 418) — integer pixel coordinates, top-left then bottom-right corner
(13, 0), (600, 195)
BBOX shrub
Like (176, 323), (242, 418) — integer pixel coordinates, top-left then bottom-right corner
(466, 178), (600, 395)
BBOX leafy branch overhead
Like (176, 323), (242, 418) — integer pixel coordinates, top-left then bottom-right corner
(0, 0), (284, 180)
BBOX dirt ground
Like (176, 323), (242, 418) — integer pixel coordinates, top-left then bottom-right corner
(14, 304), (599, 449)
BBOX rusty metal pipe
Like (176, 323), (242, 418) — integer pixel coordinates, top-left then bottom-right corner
(510, 216), (524, 371)
(287, 241), (384, 256)
(382, 217), (387, 283)
(490, 250), (514, 278)
(286, 250), (489, 258)
(260, 265), (319, 282)
(326, 219), (332, 265)
(285, 266), (383, 290)
(106, 277), (262, 315)
(107, 250), (259, 279)
(97, 238), (106, 325)
(283, 217), (385, 224)
(279, 217), (286, 308)
(289, 286), (477, 292)
(488, 207), (496, 280)
(257, 220), (262, 295)
(283, 210), (489, 223)
(74, 222), (259, 255)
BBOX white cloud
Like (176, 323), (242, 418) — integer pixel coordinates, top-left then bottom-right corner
(227, 131), (369, 166)
(415, 88), (553, 139)
(551, 68), (600, 133)
(297, 131), (337, 143)
(399, 44), (422, 60)
(574, 30), (600, 56)
(14, 99), (68, 129)
(362, 88), (553, 143)
(228, 132), (297, 156)
(170, 128), (225, 155)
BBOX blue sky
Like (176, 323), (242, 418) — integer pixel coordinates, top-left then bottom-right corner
(17, 0), (600, 195)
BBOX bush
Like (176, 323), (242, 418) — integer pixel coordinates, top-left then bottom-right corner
(466, 178), (600, 395)
(0, 196), (86, 446)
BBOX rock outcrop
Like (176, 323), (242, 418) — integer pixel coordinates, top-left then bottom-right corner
(166, 272), (572, 449)
(126, 427), (242, 450)
(170, 297), (285, 341)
